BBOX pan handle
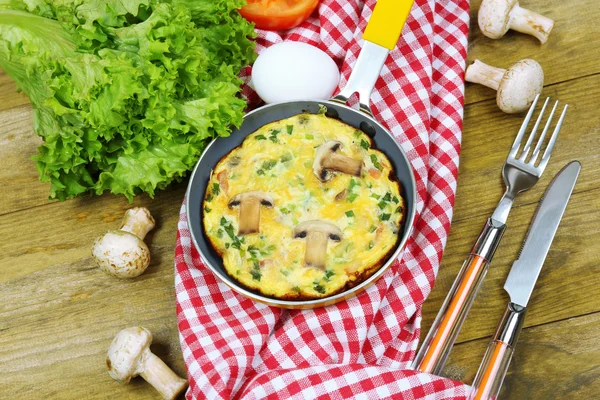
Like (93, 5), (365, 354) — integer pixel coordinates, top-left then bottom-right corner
(332, 0), (414, 116)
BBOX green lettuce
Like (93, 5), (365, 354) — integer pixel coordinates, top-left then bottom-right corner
(0, 0), (255, 200)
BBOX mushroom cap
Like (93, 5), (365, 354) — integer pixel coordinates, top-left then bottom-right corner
(497, 59), (544, 113)
(313, 140), (342, 182)
(293, 220), (343, 240)
(228, 191), (274, 208)
(478, 0), (519, 39)
(107, 326), (152, 384)
(92, 230), (151, 278)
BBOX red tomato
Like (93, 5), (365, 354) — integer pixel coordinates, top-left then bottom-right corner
(239, 0), (320, 31)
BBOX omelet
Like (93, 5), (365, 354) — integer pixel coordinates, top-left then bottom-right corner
(202, 112), (404, 300)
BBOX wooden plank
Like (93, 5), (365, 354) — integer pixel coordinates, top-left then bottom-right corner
(0, 105), (52, 215)
(2, 71), (600, 220)
(421, 187), (600, 344)
(465, 0), (600, 105)
(454, 72), (600, 224)
(0, 70), (29, 111)
(443, 312), (600, 398)
(0, 185), (187, 399)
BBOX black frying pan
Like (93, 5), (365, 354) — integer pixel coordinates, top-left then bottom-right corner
(185, 0), (417, 308)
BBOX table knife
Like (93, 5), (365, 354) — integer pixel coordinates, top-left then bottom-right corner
(468, 160), (581, 400)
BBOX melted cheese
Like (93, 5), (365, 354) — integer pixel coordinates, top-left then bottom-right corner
(203, 113), (404, 299)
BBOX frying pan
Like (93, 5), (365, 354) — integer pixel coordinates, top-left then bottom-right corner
(186, 0), (417, 309)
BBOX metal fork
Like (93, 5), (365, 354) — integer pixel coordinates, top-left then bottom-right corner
(412, 94), (568, 375)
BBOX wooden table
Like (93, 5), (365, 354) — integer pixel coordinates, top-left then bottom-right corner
(1, 1), (599, 398)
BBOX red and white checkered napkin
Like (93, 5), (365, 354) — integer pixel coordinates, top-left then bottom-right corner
(175, 0), (470, 398)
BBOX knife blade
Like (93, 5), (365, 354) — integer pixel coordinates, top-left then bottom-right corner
(504, 160), (581, 308)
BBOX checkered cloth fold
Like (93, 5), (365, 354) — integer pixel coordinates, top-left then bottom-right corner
(175, 0), (470, 398)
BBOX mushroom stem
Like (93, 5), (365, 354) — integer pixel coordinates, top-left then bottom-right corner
(304, 231), (329, 269)
(465, 60), (505, 91)
(509, 5), (554, 44)
(293, 220), (342, 270)
(321, 152), (362, 176)
(140, 352), (188, 400)
(120, 207), (156, 240)
(238, 196), (261, 235)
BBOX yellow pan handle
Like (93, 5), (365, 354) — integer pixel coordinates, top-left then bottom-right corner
(363, 0), (415, 50)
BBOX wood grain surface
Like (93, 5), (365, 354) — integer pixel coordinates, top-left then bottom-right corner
(1, 0), (599, 398)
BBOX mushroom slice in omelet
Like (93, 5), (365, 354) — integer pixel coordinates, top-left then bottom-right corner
(202, 113), (404, 300)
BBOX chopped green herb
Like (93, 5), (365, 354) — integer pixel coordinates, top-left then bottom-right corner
(347, 193), (359, 203)
(317, 104), (327, 114)
(349, 178), (359, 190)
(267, 244), (277, 252)
(236, 270), (240, 275)
(396, 206), (404, 213)
(292, 286), (301, 292)
(204, 206), (211, 213)
(280, 207), (290, 214)
(247, 245), (260, 253)
(292, 217), (299, 225)
(383, 192), (392, 202)
(380, 213), (391, 221)
(370, 193), (381, 199)
(280, 153), (293, 163)
(262, 159), (277, 170)
(360, 139), (370, 150)
(286, 125), (294, 134)
(256, 170), (265, 175)
(378, 200), (387, 210)
(269, 129), (281, 143)
(392, 196), (400, 204)
(250, 268), (262, 281)
(367, 182), (373, 188)
(369, 225), (378, 233)
(280, 269), (289, 276)
(212, 183), (220, 196)
(313, 283), (326, 294)
(368, 240), (374, 249)
(220, 217), (243, 249)
(255, 134), (267, 140)
(205, 194), (213, 202)
(353, 130), (362, 138)
(305, 134), (314, 140)
(324, 270), (335, 281)
(217, 229), (224, 238)
(345, 210), (355, 217)
(370, 154), (383, 171)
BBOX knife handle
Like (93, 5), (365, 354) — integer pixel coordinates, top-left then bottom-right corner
(469, 303), (526, 400)
(412, 218), (505, 374)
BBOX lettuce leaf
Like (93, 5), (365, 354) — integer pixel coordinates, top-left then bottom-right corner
(0, 0), (255, 200)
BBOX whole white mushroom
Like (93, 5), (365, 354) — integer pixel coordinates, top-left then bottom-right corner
(478, 0), (554, 44)
(465, 59), (544, 114)
(107, 326), (188, 400)
(92, 207), (155, 278)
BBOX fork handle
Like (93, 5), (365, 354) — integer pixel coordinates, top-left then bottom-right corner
(468, 303), (526, 400)
(412, 218), (505, 374)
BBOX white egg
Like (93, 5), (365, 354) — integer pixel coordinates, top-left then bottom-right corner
(251, 42), (340, 104)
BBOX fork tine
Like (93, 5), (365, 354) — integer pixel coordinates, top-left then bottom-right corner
(519, 97), (549, 161)
(529, 100), (559, 165)
(509, 94), (540, 158)
(538, 104), (568, 171)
